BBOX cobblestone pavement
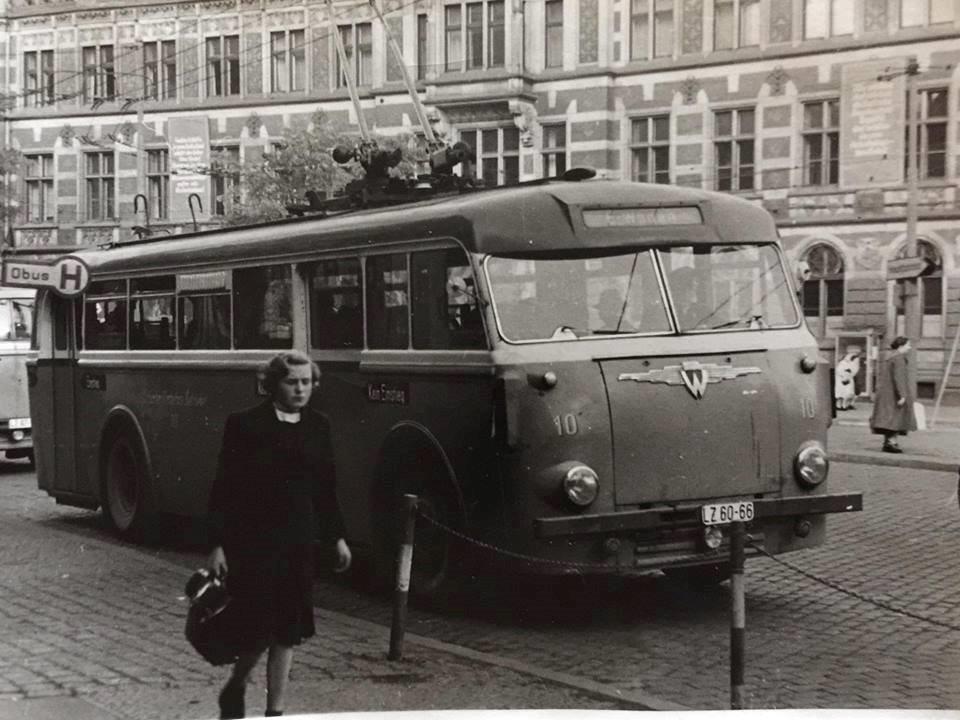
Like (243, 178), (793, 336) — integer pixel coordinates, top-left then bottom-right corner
(3, 457), (960, 713)
(0, 460), (636, 720)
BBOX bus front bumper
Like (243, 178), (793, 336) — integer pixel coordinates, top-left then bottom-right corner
(534, 492), (863, 538)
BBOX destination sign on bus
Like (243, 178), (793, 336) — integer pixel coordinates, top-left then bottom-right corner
(1, 256), (90, 297)
(582, 206), (703, 228)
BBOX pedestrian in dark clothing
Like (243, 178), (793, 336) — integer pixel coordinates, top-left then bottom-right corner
(207, 351), (351, 718)
(869, 336), (917, 453)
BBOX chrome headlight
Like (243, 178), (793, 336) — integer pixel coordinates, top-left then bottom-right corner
(563, 465), (599, 507)
(794, 441), (828, 487)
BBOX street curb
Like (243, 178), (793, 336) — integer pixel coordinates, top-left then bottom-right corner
(832, 451), (960, 472)
(314, 608), (688, 712)
(33, 505), (688, 714)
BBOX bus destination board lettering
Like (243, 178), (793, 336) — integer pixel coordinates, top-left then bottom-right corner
(367, 382), (409, 405)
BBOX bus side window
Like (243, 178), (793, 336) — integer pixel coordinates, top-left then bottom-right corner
(179, 294), (230, 349)
(308, 258), (363, 350)
(130, 276), (175, 350)
(366, 254), (409, 349)
(412, 248), (486, 350)
(234, 265), (293, 349)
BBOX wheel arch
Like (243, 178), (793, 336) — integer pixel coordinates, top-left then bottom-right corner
(97, 405), (155, 510)
(372, 420), (465, 520)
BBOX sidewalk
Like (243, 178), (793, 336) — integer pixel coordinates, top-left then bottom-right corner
(829, 399), (960, 471)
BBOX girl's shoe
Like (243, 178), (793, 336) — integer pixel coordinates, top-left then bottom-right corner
(218, 680), (245, 719)
(882, 442), (903, 454)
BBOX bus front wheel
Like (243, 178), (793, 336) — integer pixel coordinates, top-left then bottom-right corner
(103, 433), (150, 539)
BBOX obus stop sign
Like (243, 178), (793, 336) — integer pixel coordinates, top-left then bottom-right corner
(1, 255), (90, 297)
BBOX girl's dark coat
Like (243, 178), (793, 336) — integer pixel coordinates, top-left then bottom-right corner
(207, 401), (346, 649)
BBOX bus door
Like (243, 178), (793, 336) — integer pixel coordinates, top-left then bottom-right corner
(34, 293), (79, 494)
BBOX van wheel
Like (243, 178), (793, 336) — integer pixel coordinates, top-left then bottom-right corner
(103, 433), (150, 539)
(664, 562), (732, 588)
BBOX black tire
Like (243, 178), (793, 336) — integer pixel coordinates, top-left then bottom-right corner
(102, 432), (150, 539)
(664, 562), (732, 588)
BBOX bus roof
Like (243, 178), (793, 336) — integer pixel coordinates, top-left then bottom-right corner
(72, 180), (778, 278)
(0, 286), (36, 300)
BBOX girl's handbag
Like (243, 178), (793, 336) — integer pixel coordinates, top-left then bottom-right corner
(184, 568), (242, 666)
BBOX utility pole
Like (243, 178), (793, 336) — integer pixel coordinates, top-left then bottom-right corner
(902, 58), (922, 348)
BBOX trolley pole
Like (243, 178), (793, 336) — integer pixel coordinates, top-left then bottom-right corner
(730, 521), (746, 710)
(388, 494), (418, 661)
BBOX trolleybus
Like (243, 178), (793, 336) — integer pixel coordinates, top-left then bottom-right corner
(22, 177), (860, 598)
(0, 287), (35, 463)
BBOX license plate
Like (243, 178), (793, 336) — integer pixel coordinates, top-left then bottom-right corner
(701, 501), (754, 525)
(8, 418), (30, 430)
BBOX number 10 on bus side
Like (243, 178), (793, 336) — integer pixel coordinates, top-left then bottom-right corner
(701, 501), (754, 525)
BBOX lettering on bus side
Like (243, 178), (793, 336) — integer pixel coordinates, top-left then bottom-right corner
(82, 373), (106, 391)
(366, 382), (409, 405)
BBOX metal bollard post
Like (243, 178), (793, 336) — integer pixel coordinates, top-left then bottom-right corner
(388, 494), (418, 661)
(730, 521), (746, 710)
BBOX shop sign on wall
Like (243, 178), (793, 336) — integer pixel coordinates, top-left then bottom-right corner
(840, 59), (906, 189)
(168, 116), (211, 222)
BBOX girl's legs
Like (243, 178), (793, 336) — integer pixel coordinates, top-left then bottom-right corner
(266, 643), (294, 714)
(220, 650), (262, 719)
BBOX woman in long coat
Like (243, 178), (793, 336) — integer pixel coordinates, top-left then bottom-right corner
(869, 336), (917, 453)
(207, 351), (351, 718)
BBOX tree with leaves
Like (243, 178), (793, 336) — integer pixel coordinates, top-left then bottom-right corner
(0, 147), (22, 235)
(209, 110), (425, 227)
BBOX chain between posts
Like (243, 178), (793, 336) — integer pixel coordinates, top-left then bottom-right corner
(417, 509), (960, 633)
(747, 539), (960, 633)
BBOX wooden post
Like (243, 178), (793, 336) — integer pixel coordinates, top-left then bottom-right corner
(388, 494), (418, 661)
(730, 521), (746, 709)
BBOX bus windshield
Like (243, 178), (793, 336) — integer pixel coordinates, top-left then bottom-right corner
(485, 243), (798, 342)
(0, 296), (34, 343)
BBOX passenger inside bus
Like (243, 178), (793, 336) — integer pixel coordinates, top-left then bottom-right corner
(594, 288), (626, 332)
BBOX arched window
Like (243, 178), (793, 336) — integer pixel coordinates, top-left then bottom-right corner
(801, 243), (845, 336)
(896, 240), (943, 336)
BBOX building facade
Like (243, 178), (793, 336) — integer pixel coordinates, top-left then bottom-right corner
(1, 0), (959, 395)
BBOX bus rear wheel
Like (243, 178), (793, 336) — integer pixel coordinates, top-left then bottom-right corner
(103, 433), (150, 539)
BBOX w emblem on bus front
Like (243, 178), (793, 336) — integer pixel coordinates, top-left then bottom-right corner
(679, 366), (709, 399)
(617, 361), (762, 400)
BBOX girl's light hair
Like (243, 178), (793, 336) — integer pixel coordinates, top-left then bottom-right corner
(261, 351), (320, 396)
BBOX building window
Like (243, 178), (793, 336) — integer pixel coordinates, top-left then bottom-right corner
(630, 116), (670, 184)
(143, 40), (176, 100)
(910, 88), (949, 179)
(714, 108), (754, 191)
(206, 35), (240, 97)
(211, 146), (241, 217)
(85, 151), (115, 221)
(82, 45), (115, 104)
(545, 0), (564, 67)
(417, 14), (429, 80)
(895, 240), (943, 337)
(443, 2), (505, 72)
(804, 0), (854, 38)
(801, 243), (844, 336)
(714, 0), (760, 49)
(542, 124), (567, 177)
(337, 23), (372, 87)
(902, 0), (954, 26)
(24, 154), (54, 223)
(460, 127), (520, 186)
(270, 29), (305, 93)
(146, 150), (169, 221)
(803, 99), (840, 185)
(630, 0), (674, 60)
(23, 50), (55, 107)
